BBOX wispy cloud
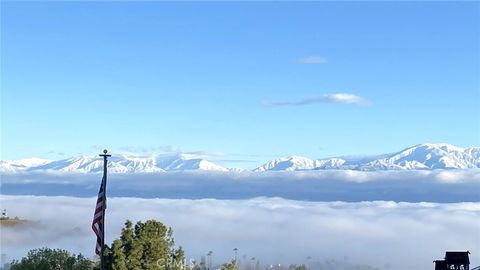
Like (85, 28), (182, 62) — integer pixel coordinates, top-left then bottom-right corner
(117, 145), (224, 158)
(264, 93), (370, 107)
(165, 148), (225, 158)
(297, 56), (328, 64)
(211, 159), (258, 163)
(47, 150), (65, 156)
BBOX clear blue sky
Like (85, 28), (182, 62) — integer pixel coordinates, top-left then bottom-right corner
(1, 1), (479, 168)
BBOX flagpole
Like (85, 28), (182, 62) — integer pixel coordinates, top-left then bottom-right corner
(99, 149), (111, 270)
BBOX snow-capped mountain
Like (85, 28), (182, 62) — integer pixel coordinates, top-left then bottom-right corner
(355, 143), (480, 170)
(0, 157), (52, 173)
(254, 156), (318, 172)
(1, 154), (228, 174)
(254, 143), (480, 172)
(1, 143), (479, 174)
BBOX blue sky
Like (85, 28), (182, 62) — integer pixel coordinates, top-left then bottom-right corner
(1, 1), (479, 168)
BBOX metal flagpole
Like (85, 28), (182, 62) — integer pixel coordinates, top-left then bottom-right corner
(99, 149), (111, 270)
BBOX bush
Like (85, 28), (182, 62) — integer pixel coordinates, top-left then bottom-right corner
(9, 248), (94, 270)
(9, 219), (185, 270)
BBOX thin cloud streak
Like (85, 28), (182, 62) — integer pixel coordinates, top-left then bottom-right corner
(211, 159), (258, 163)
(264, 93), (370, 107)
(117, 145), (225, 158)
(297, 56), (328, 64)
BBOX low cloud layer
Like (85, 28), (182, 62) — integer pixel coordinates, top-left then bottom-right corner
(1, 170), (479, 202)
(264, 93), (370, 107)
(1, 196), (479, 270)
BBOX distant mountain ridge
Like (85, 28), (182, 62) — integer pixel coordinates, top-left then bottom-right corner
(255, 143), (480, 172)
(1, 143), (479, 174)
(0, 154), (229, 173)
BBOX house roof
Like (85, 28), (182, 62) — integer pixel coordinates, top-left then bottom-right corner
(434, 260), (447, 270)
(445, 251), (470, 265)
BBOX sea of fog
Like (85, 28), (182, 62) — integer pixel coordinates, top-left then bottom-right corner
(1, 170), (479, 270)
(1, 170), (480, 202)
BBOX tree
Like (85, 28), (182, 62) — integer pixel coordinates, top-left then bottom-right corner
(108, 220), (185, 270)
(9, 219), (184, 270)
(111, 240), (127, 270)
(9, 248), (94, 270)
(170, 246), (185, 270)
(288, 264), (307, 270)
(220, 260), (237, 270)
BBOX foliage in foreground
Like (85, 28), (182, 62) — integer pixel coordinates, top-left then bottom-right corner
(9, 248), (93, 270)
(106, 219), (185, 270)
(220, 260), (238, 270)
(8, 219), (186, 270)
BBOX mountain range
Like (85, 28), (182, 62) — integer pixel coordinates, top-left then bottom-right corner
(254, 143), (479, 172)
(1, 143), (479, 174)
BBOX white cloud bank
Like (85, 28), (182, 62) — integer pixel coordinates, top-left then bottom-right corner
(264, 93), (370, 107)
(1, 196), (479, 270)
(2, 170), (479, 202)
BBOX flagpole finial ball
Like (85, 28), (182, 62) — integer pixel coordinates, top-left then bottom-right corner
(103, 149), (108, 154)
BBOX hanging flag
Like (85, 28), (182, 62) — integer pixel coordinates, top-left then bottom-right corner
(92, 174), (106, 255)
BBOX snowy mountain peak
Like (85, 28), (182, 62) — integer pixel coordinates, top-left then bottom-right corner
(255, 143), (480, 172)
(253, 155), (318, 172)
(358, 143), (479, 170)
(0, 153), (228, 174)
(0, 157), (52, 173)
(1, 143), (478, 174)
(417, 142), (466, 152)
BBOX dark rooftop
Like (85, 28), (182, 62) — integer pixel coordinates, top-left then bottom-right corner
(445, 251), (470, 265)
(434, 260), (447, 270)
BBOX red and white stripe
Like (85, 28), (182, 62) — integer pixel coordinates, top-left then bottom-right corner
(92, 175), (106, 255)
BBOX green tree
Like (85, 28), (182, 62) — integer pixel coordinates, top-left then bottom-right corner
(108, 219), (185, 270)
(220, 260), (237, 270)
(10, 248), (94, 270)
(170, 246), (186, 270)
(120, 220), (142, 270)
(111, 240), (127, 270)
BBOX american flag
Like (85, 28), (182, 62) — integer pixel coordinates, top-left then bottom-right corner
(92, 175), (106, 255)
